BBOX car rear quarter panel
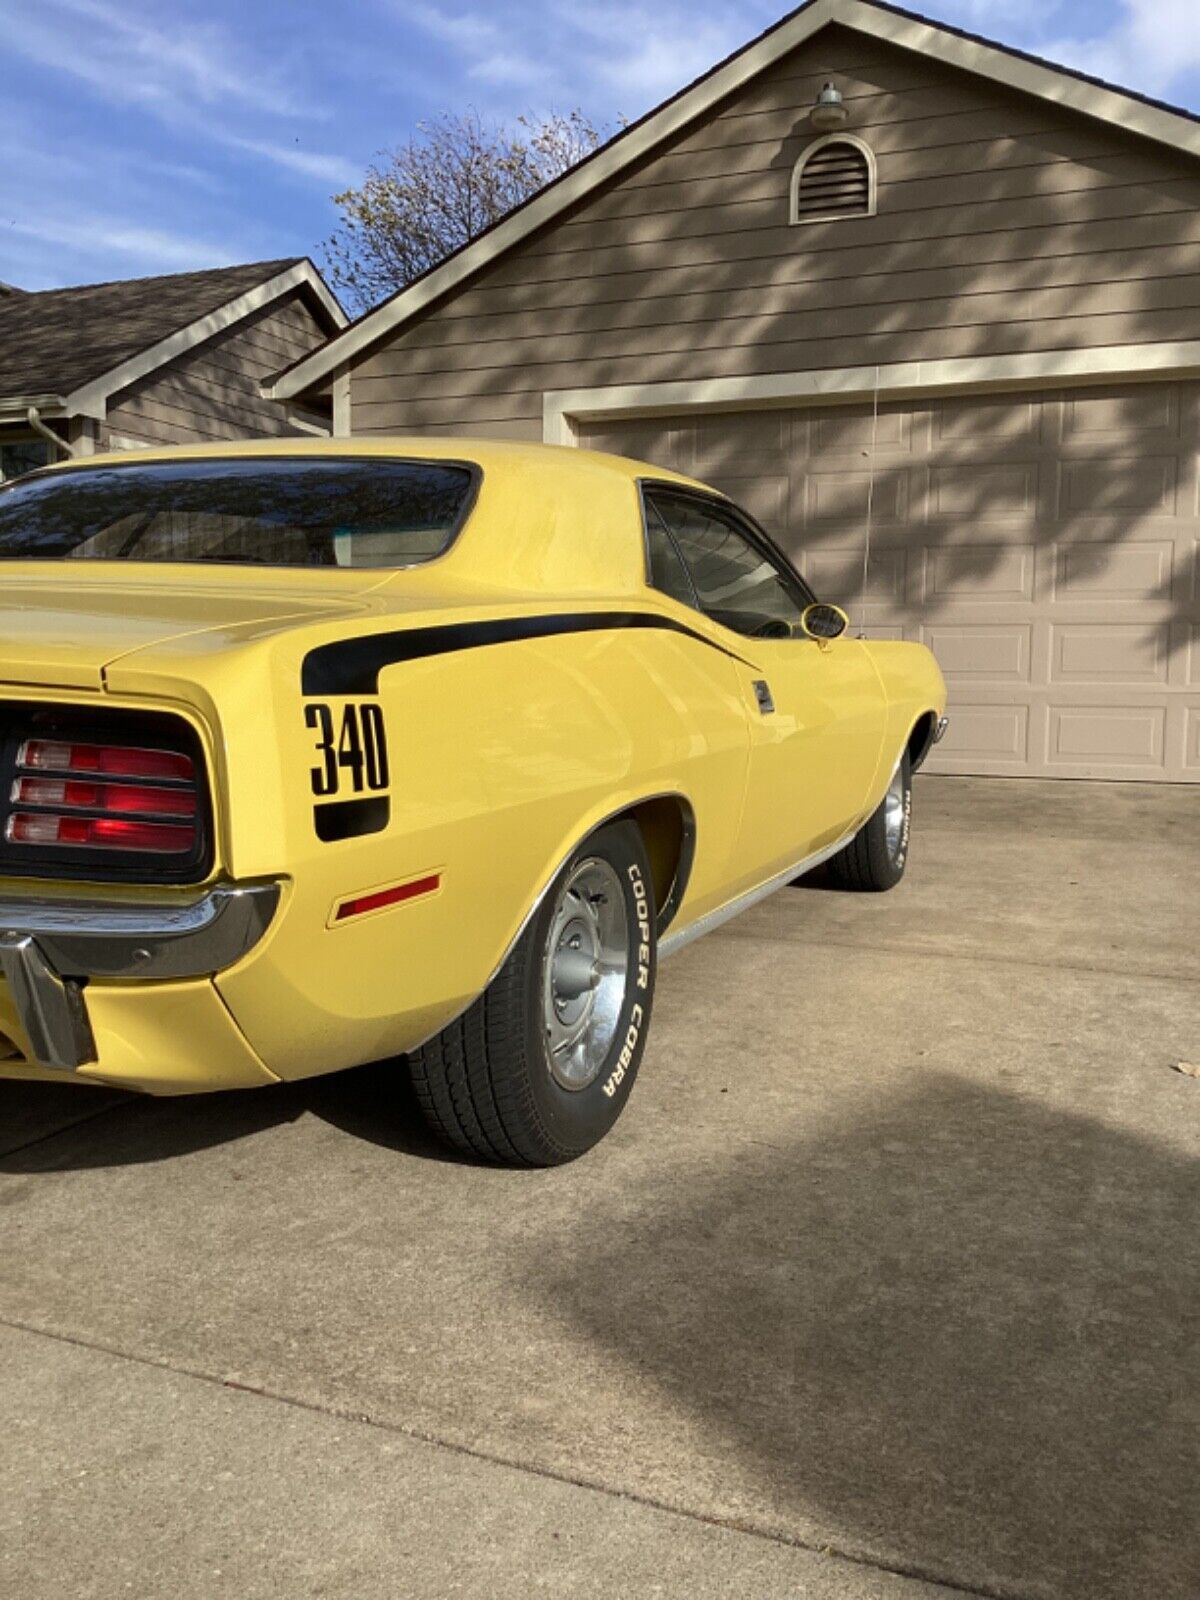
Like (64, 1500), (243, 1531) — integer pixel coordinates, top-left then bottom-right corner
(195, 617), (753, 1080)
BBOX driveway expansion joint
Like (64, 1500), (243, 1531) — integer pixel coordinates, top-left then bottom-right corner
(0, 1311), (1014, 1600)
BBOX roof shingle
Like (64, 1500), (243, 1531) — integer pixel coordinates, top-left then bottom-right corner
(0, 258), (302, 401)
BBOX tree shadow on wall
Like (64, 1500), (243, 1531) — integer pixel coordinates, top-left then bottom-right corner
(442, 80), (1200, 663)
(523, 1073), (1199, 1600)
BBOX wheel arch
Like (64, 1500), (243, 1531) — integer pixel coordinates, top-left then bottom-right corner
(613, 793), (696, 936)
(907, 709), (941, 772)
(471, 788), (696, 1011)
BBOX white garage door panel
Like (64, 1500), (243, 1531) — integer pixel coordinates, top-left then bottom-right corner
(943, 703), (1031, 763)
(925, 543), (1035, 602)
(579, 380), (1200, 780)
(1049, 705), (1166, 765)
(1186, 710), (1200, 771)
(1053, 541), (1173, 599)
(920, 624), (1032, 681)
(1049, 624), (1169, 683)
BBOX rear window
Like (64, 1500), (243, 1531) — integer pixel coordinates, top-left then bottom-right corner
(0, 457), (478, 569)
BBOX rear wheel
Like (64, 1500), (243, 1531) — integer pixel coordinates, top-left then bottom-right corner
(826, 751), (912, 892)
(410, 820), (655, 1166)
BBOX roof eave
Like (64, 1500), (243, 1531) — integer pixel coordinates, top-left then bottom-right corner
(0, 394), (68, 420)
(62, 259), (347, 421)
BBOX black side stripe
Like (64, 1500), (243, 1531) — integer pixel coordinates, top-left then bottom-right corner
(314, 796), (390, 842)
(301, 611), (752, 696)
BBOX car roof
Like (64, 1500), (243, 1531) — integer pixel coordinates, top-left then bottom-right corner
(40, 435), (710, 495)
(27, 435), (719, 603)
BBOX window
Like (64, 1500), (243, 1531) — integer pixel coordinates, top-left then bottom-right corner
(0, 456), (478, 569)
(643, 487), (813, 639)
(790, 135), (875, 224)
(0, 440), (51, 482)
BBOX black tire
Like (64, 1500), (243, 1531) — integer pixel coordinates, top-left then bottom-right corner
(826, 750), (912, 892)
(409, 819), (656, 1166)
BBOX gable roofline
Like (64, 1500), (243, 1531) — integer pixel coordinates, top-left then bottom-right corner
(268, 0), (1200, 403)
(66, 258), (346, 421)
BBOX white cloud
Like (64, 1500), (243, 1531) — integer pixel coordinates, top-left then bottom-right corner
(3, 0), (357, 189)
(6, 0), (304, 118)
(5, 215), (244, 274)
(921, 0), (1060, 30)
(918, 0), (1200, 100)
(552, 2), (762, 103)
(1038, 0), (1200, 96)
(225, 137), (360, 188)
(395, 0), (779, 116)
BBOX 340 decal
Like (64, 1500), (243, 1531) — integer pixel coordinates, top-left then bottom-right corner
(306, 701), (390, 798)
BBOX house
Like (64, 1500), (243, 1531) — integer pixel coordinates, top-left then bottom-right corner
(0, 258), (345, 480)
(270, 0), (1200, 784)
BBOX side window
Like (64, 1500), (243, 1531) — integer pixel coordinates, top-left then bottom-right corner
(644, 489), (809, 639)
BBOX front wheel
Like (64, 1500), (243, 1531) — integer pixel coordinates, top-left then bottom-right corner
(826, 750), (912, 892)
(409, 819), (656, 1166)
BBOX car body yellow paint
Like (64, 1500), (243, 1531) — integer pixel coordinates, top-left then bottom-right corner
(0, 438), (945, 1093)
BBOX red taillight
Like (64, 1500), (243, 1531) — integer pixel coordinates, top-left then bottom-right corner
(11, 777), (196, 817)
(17, 739), (194, 782)
(5, 813), (194, 853)
(7, 734), (200, 860)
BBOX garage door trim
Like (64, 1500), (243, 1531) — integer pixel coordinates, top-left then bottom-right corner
(543, 340), (1200, 446)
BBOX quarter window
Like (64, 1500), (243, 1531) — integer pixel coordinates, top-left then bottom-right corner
(643, 488), (811, 639)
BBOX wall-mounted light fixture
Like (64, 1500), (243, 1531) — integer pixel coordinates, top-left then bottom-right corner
(810, 81), (849, 129)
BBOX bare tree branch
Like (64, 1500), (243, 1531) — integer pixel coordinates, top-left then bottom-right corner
(323, 110), (611, 313)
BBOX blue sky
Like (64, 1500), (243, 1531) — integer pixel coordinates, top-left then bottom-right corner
(3, 0), (1199, 296)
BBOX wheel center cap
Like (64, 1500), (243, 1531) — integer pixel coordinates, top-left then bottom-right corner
(552, 917), (599, 1008)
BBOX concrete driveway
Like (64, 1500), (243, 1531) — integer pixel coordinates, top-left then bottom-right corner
(1, 777), (1197, 1600)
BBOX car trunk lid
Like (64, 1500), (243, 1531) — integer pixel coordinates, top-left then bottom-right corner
(0, 573), (372, 690)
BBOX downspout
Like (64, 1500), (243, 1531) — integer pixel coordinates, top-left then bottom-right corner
(26, 406), (74, 459)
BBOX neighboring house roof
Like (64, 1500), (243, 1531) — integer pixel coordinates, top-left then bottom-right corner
(1, 257), (346, 416)
(269, 0), (1200, 403)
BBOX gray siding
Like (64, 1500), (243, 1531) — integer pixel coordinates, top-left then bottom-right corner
(346, 24), (1200, 438)
(104, 291), (328, 447)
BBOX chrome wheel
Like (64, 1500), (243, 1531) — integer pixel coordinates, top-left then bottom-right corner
(542, 856), (629, 1091)
(883, 762), (907, 861)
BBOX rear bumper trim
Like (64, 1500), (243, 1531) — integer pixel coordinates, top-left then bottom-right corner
(0, 881), (281, 1071)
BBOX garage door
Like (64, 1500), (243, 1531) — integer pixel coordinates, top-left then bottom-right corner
(579, 382), (1200, 781)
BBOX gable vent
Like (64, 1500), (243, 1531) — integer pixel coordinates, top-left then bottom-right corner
(790, 137), (875, 224)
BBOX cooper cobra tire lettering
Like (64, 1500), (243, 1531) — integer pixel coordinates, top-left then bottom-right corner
(409, 817), (656, 1165)
(629, 864), (652, 991)
(602, 1003), (644, 1100)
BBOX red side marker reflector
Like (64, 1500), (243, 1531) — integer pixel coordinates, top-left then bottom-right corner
(335, 873), (441, 921)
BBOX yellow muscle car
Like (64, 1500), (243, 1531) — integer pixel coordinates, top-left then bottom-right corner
(0, 439), (945, 1164)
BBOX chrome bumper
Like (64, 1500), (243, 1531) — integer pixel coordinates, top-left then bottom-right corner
(934, 715), (950, 743)
(0, 881), (281, 1072)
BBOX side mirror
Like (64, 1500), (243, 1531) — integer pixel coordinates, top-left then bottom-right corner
(800, 602), (849, 642)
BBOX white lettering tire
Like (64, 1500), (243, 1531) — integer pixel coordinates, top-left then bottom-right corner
(410, 820), (657, 1166)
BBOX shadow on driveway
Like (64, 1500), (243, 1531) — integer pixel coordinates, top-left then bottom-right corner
(524, 1072), (1199, 1600)
(0, 1058), (459, 1171)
